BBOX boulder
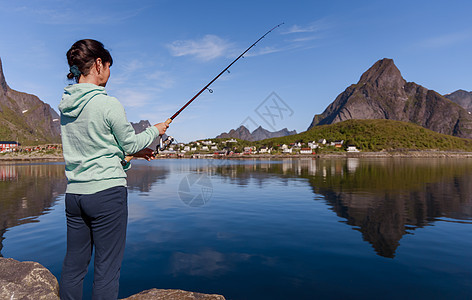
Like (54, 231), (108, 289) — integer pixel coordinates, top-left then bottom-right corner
(121, 288), (226, 300)
(0, 257), (226, 300)
(0, 257), (59, 300)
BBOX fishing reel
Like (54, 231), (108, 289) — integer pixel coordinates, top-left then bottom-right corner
(154, 135), (174, 155)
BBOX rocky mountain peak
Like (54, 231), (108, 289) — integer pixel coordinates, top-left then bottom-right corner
(0, 56), (61, 144)
(358, 58), (405, 89)
(445, 90), (472, 112)
(0, 57), (8, 95)
(308, 58), (472, 139)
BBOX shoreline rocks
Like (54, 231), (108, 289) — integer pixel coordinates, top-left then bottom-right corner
(121, 289), (226, 300)
(0, 258), (226, 300)
(3, 150), (472, 163)
(0, 257), (59, 300)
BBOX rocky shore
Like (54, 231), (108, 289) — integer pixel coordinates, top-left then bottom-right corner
(3, 150), (472, 162)
(0, 258), (226, 300)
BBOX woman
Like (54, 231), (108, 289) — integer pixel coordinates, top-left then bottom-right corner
(59, 39), (168, 299)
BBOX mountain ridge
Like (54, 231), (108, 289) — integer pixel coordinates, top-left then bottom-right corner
(216, 125), (297, 141)
(0, 57), (61, 145)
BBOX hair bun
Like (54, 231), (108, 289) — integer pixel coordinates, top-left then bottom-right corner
(69, 65), (82, 77)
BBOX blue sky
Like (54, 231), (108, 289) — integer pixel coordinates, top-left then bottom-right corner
(0, 0), (471, 142)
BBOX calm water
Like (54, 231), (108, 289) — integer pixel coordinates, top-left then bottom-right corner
(1, 158), (471, 299)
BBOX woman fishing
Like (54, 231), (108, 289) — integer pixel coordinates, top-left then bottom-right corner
(58, 39), (168, 299)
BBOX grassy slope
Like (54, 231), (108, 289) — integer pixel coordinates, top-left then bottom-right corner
(0, 96), (55, 145)
(253, 119), (472, 151)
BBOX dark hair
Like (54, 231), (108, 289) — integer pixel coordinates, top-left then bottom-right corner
(66, 39), (113, 82)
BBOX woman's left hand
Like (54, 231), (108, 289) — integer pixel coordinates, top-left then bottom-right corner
(131, 148), (155, 161)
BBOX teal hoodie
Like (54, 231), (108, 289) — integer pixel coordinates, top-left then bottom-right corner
(59, 83), (159, 194)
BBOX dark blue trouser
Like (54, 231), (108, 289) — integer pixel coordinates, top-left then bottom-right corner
(60, 186), (128, 300)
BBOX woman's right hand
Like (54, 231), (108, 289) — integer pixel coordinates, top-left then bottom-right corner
(154, 122), (169, 135)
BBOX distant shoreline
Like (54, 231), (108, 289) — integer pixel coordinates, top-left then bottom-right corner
(2, 151), (472, 163)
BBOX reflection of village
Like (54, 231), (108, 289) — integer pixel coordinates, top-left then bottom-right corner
(0, 165), (17, 181)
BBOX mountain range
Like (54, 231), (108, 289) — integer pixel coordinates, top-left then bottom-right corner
(216, 125), (297, 141)
(2, 54), (472, 146)
(308, 58), (472, 139)
(0, 57), (60, 144)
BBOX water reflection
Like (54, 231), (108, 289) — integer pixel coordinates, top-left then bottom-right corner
(2, 158), (472, 261)
(126, 161), (170, 193)
(0, 163), (67, 256)
(212, 158), (472, 258)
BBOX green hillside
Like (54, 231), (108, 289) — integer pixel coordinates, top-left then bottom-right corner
(258, 119), (472, 151)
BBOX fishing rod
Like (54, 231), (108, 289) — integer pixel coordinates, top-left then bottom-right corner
(123, 23), (284, 164)
(164, 22), (284, 126)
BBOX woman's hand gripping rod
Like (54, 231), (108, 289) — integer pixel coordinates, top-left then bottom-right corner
(122, 23), (284, 165)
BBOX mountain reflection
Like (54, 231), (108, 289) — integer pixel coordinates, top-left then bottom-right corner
(212, 158), (472, 258)
(0, 163), (67, 256)
(0, 160), (170, 256)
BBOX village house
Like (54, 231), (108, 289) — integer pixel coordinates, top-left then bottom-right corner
(308, 141), (319, 149)
(300, 148), (313, 154)
(331, 140), (344, 148)
(0, 141), (20, 153)
(259, 147), (269, 153)
(318, 139), (327, 145)
(346, 145), (360, 152)
(283, 148), (293, 154)
(244, 146), (256, 154)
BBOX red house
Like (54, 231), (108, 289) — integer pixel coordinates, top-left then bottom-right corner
(0, 141), (20, 152)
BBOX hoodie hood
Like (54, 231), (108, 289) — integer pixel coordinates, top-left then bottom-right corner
(59, 83), (107, 117)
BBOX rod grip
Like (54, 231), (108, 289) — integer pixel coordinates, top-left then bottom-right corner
(121, 155), (133, 166)
(165, 118), (172, 125)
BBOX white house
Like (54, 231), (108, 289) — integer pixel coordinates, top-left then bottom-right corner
(211, 146), (218, 150)
(283, 148), (293, 153)
(346, 146), (360, 152)
(300, 148), (312, 154)
(201, 146), (209, 151)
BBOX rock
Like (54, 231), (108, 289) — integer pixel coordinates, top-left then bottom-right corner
(0, 257), (59, 300)
(0, 257), (226, 300)
(121, 288), (226, 300)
